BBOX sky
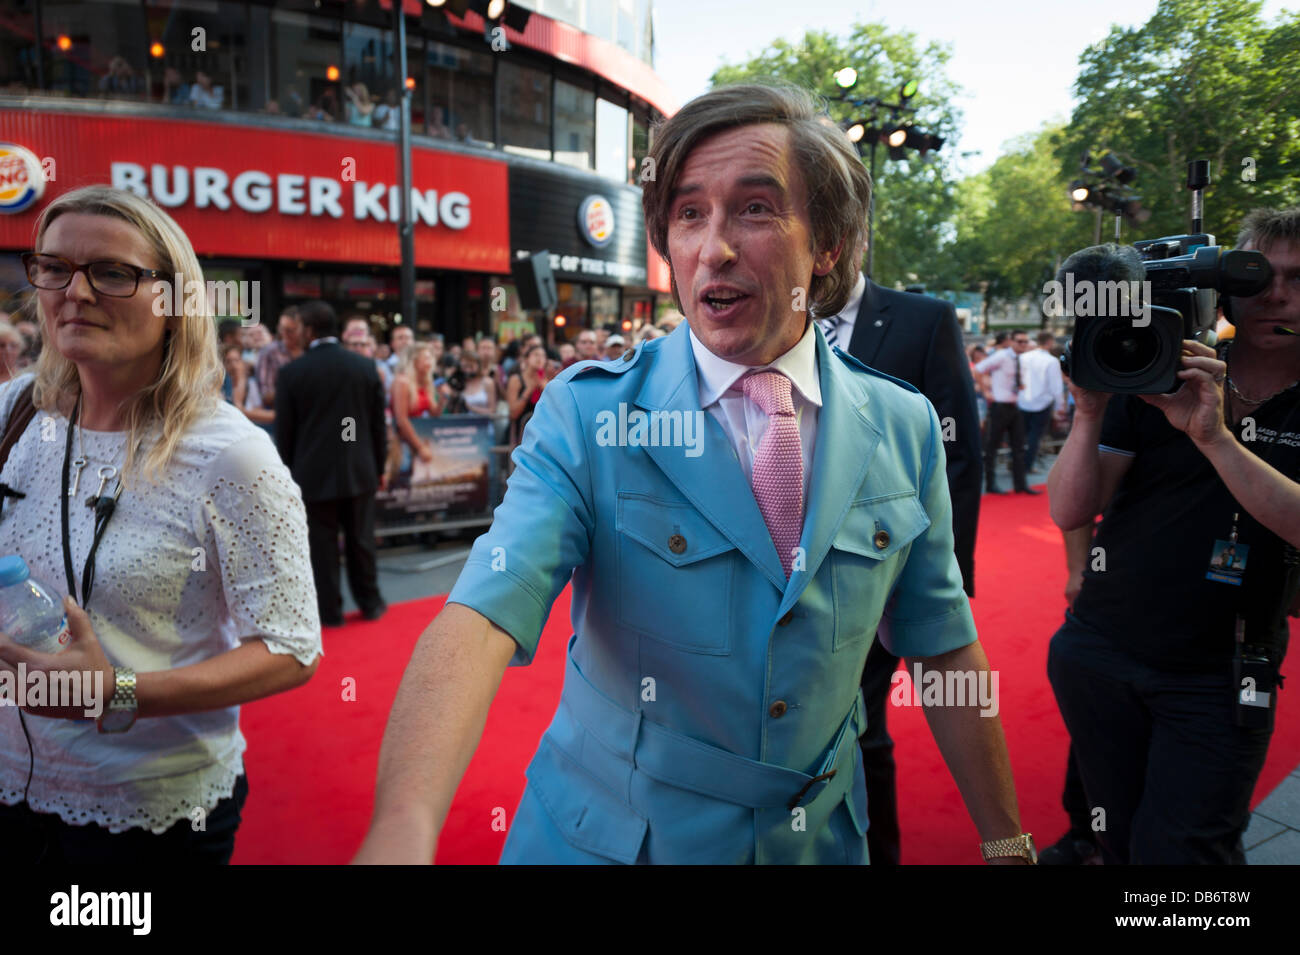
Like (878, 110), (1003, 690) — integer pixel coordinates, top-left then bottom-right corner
(650, 0), (1294, 178)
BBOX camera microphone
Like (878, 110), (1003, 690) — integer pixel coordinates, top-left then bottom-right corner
(1273, 325), (1297, 336)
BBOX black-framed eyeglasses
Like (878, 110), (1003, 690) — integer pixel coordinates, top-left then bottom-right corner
(21, 252), (165, 299)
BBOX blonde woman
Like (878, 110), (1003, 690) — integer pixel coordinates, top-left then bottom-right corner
(0, 186), (321, 863)
(391, 341), (443, 484)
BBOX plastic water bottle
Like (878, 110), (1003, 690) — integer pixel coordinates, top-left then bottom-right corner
(0, 556), (70, 655)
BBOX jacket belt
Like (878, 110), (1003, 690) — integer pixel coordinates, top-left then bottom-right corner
(557, 638), (866, 811)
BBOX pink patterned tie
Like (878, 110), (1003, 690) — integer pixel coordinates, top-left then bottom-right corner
(743, 371), (804, 578)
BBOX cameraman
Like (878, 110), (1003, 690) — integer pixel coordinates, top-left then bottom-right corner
(1047, 211), (1300, 864)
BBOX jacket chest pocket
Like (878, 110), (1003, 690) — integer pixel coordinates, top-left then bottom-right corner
(830, 492), (930, 653)
(616, 492), (736, 654)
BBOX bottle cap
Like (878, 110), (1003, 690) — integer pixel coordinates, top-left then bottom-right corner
(0, 555), (30, 587)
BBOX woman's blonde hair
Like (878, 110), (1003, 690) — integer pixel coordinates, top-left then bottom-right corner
(30, 185), (224, 486)
(397, 341), (436, 401)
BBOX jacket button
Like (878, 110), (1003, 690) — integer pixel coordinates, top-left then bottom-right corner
(874, 529), (890, 550)
(668, 533), (686, 554)
(769, 700), (788, 718)
(778, 610), (794, 626)
(622, 349), (635, 362)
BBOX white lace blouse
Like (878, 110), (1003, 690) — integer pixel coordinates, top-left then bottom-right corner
(0, 374), (321, 833)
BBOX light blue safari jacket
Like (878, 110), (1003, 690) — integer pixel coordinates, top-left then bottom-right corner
(447, 320), (977, 864)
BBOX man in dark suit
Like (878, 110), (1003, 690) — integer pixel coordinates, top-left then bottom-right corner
(820, 267), (983, 865)
(276, 300), (389, 627)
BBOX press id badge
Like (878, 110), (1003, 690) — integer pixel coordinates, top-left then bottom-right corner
(1207, 512), (1249, 585)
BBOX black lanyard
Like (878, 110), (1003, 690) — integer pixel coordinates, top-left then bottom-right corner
(60, 399), (123, 610)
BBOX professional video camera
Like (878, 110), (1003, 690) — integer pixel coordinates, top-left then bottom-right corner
(1060, 160), (1274, 393)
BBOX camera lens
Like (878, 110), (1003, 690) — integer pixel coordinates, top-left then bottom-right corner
(1095, 321), (1160, 377)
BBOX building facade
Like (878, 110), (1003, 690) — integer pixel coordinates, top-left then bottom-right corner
(0, 0), (675, 345)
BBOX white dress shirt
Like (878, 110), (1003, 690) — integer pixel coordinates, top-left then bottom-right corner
(1017, 347), (1065, 413)
(818, 272), (867, 347)
(689, 320), (821, 505)
(974, 347), (1022, 404)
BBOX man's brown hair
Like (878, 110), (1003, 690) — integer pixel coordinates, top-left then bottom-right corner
(1236, 206), (1300, 251)
(642, 83), (871, 319)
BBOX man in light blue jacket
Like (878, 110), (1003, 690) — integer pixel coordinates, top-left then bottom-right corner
(356, 84), (1032, 865)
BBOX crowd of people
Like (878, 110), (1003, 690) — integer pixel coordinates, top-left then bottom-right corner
(51, 53), (492, 140)
(967, 329), (1069, 493)
(209, 309), (681, 474)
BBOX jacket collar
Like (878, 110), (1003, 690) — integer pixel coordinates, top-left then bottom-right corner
(635, 322), (881, 598)
(847, 278), (893, 367)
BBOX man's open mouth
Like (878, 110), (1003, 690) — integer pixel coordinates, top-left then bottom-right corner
(701, 290), (750, 315)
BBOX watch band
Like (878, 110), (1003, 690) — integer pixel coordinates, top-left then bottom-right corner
(980, 833), (1037, 863)
(97, 666), (138, 734)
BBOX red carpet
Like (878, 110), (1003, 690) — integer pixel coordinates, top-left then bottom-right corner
(232, 489), (1300, 864)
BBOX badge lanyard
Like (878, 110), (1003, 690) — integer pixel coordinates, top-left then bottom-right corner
(60, 396), (129, 610)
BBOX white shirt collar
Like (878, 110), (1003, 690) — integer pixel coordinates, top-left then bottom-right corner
(689, 320), (823, 410)
(833, 272), (867, 323)
(309, 336), (339, 349)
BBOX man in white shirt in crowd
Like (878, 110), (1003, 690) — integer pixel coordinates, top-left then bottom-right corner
(1017, 331), (1066, 473)
(386, 325), (414, 375)
(975, 329), (1038, 494)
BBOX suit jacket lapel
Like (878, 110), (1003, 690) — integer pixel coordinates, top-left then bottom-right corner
(636, 326), (787, 589)
(846, 279), (893, 367)
(777, 329), (881, 617)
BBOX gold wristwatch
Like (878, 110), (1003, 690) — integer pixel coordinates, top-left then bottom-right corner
(980, 833), (1037, 864)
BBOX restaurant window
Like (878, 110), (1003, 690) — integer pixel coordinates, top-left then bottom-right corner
(538, 0), (579, 30)
(499, 60), (550, 161)
(341, 20), (394, 128)
(630, 109), (650, 185)
(271, 7), (343, 121)
(41, 0), (149, 100)
(282, 272), (323, 300)
(595, 97), (628, 183)
(622, 294), (651, 334)
(617, 0), (636, 55)
(585, 0), (613, 44)
(634, 0), (651, 62)
(403, 34), (423, 133)
(425, 40), (493, 147)
(554, 78), (594, 171)
(144, 1), (250, 111)
(553, 281), (587, 330)
(0, 1), (39, 93)
(485, 276), (528, 340)
(590, 286), (620, 334)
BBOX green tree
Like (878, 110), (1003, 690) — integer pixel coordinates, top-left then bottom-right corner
(1062, 0), (1300, 242)
(708, 23), (964, 290)
(950, 124), (1096, 312)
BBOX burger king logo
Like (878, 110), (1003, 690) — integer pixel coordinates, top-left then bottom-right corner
(578, 195), (614, 249)
(0, 144), (45, 214)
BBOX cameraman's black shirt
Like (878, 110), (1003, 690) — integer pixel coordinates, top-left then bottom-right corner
(1070, 374), (1300, 672)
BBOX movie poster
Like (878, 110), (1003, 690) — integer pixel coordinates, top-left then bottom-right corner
(377, 414), (497, 531)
